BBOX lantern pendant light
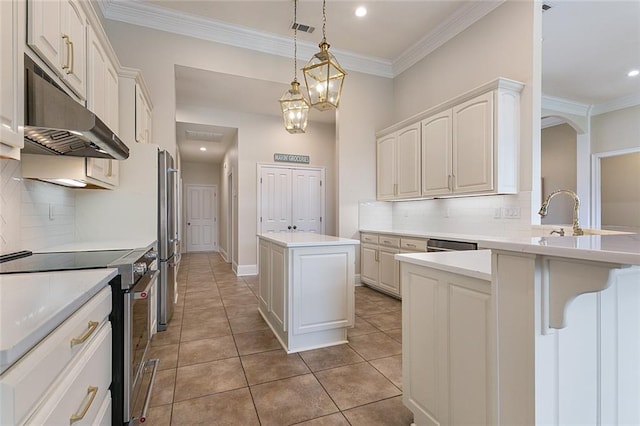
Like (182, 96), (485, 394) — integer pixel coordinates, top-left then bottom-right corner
(302, 0), (346, 111)
(279, 0), (310, 133)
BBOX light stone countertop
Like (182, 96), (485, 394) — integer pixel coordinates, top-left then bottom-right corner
(396, 250), (492, 281)
(257, 232), (360, 248)
(0, 268), (117, 374)
(477, 234), (640, 266)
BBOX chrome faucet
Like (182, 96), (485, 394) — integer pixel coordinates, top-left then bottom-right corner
(538, 189), (584, 236)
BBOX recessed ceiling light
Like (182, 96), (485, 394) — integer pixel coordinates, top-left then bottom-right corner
(628, 69), (640, 77)
(200, 147), (207, 152)
(355, 6), (367, 17)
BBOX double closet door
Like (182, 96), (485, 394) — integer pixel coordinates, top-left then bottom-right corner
(259, 165), (325, 234)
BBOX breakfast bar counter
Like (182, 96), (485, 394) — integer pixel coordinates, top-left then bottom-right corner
(477, 233), (640, 426)
(257, 232), (359, 353)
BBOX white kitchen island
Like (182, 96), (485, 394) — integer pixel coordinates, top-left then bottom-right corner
(257, 232), (359, 353)
(397, 234), (640, 426)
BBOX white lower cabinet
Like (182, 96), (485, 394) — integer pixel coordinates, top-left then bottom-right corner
(360, 233), (427, 298)
(401, 262), (493, 426)
(0, 286), (112, 425)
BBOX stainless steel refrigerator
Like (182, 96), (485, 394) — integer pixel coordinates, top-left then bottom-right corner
(158, 150), (180, 331)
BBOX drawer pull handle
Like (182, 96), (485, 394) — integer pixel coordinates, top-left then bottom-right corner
(70, 386), (98, 424)
(70, 321), (99, 347)
(406, 243), (416, 247)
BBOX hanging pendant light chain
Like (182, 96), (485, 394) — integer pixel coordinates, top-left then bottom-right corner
(322, 0), (327, 43)
(293, 0), (298, 82)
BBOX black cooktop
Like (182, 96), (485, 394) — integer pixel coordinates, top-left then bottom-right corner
(0, 249), (133, 274)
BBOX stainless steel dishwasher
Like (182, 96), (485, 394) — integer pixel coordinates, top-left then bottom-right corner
(426, 238), (478, 252)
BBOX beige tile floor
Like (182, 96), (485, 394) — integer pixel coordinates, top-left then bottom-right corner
(145, 252), (413, 426)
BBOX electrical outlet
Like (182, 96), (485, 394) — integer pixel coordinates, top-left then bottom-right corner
(502, 207), (521, 218)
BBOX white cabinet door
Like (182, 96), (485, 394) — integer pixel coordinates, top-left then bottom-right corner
(135, 83), (152, 143)
(61, 0), (86, 99)
(27, 0), (63, 73)
(86, 158), (119, 187)
(0, 0), (24, 159)
(402, 262), (493, 426)
(376, 134), (396, 200)
(259, 166), (324, 234)
(87, 25), (118, 133)
(360, 244), (379, 285)
(452, 91), (494, 194)
(396, 123), (421, 199)
(378, 247), (400, 295)
(421, 110), (452, 197)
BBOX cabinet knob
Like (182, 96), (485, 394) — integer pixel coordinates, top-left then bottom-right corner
(288, 226), (292, 230)
(293, 225), (297, 230)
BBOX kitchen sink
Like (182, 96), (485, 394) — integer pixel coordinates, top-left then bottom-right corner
(530, 225), (634, 237)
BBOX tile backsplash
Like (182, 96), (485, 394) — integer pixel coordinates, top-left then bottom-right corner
(359, 192), (535, 237)
(0, 158), (76, 254)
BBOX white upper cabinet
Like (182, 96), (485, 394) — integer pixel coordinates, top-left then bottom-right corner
(87, 25), (119, 133)
(0, 0), (24, 160)
(28, 0), (87, 100)
(376, 122), (421, 200)
(120, 69), (153, 146)
(379, 78), (523, 201)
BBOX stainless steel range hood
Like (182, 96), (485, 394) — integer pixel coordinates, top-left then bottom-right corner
(23, 55), (129, 160)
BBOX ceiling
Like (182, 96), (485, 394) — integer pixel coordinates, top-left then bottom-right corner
(100, 1), (640, 163)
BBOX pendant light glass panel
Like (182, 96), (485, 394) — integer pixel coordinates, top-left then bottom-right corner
(280, 80), (309, 134)
(303, 42), (346, 111)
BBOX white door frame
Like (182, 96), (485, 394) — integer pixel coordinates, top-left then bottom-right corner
(227, 168), (235, 268)
(256, 163), (326, 235)
(185, 184), (217, 252)
(591, 146), (640, 229)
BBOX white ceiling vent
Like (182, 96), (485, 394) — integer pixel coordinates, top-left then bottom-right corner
(185, 130), (224, 142)
(291, 22), (315, 34)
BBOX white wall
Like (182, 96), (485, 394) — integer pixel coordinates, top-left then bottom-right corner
(601, 152), (640, 229)
(591, 105), (640, 154)
(181, 161), (220, 187)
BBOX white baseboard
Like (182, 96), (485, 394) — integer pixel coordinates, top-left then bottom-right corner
(236, 264), (258, 276)
(355, 274), (362, 286)
(219, 247), (229, 263)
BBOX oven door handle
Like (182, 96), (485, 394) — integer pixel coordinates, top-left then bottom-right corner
(130, 270), (159, 300)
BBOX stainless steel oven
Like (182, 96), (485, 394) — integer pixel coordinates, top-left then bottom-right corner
(426, 239), (478, 252)
(126, 268), (159, 424)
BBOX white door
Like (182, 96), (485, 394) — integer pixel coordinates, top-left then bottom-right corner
(260, 167), (292, 233)
(291, 168), (322, 233)
(259, 165), (324, 234)
(186, 184), (217, 252)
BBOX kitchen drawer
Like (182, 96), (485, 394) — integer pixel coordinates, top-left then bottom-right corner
(26, 323), (112, 425)
(360, 233), (378, 244)
(94, 390), (112, 426)
(378, 235), (400, 248)
(401, 237), (427, 251)
(0, 286), (111, 425)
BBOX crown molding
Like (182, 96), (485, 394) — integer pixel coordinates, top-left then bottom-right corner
(97, 0), (499, 79)
(541, 116), (566, 129)
(97, 0), (394, 77)
(541, 95), (590, 117)
(590, 92), (640, 116)
(393, 0), (504, 76)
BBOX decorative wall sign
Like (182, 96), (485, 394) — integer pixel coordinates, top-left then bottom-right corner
(274, 153), (310, 164)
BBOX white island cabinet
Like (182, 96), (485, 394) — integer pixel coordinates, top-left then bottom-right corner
(0, 269), (116, 425)
(257, 232), (359, 353)
(397, 250), (493, 426)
